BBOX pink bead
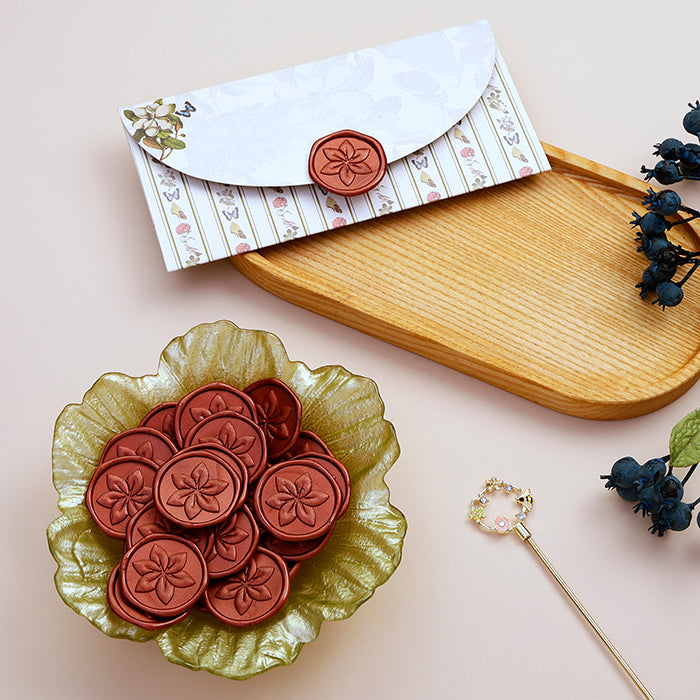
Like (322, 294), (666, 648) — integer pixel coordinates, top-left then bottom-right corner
(494, 515), (511, 532)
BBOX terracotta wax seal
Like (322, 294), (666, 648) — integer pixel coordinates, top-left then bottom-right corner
(100, 427), (177, 467)
(178, 442), (249, 503)
(139, 402), (179, 446)
(185, 412), (267, 482)
(244, 378), (302, 461)
(259, 527), (332, 562)
(174, 382), (256, 446)
(206, 505), (259, 578)
(107, 565), (189, 630)
(254, 460), (340, 541)
(308, 129), (387, 197)
(126, 504), (213, 559)
(120, 534), (208, 617)
(281, 430), (333, 461)
(294, 454), (351, 517)
(85, 456), (158, 539)
(204, 548), (289, 627)
(154, 451), (241, 529)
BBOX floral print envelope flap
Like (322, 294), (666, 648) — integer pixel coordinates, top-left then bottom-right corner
(120, 20), (549, 270)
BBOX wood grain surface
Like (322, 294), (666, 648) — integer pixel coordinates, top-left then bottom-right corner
(231, 144), (700, 420)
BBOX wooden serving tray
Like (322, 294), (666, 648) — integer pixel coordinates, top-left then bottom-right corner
(232, 144), (700, 420)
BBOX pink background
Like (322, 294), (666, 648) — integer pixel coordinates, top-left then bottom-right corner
(3, 1), (699, 698)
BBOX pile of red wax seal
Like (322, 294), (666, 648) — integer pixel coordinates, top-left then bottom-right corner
(85, 379), (350, 630)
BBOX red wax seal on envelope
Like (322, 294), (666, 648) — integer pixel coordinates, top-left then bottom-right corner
(308, 130), (387, 197)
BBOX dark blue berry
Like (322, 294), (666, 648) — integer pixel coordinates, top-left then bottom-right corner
(634, 485), (658, 515)
(641, 237), (672, 260)
(630, 211), (668, 238)
(683, 101), (700, 138)
(617, 485), (642, 502)
(679, 143), (700, 168)
(648, 260), (677, 283)
(601, 456), (641, 490)
(636, 268), (656, 299)
(653, 475), (684, 507)
(636, 458), (667, 489)
(654, 281), (684, 308)
(653, 138), (684, 160)
(642, 188), (682, 216)
(667, 502), (692, 531)
(641, 160), (684, 185)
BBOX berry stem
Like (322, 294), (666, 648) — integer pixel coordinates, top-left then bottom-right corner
(667, 213), (700, 228)
(677, 260), (700, 288)
(680, 204), (700, 218)
(681, 463), (698, 485)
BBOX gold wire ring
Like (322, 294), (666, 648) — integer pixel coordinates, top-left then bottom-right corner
(468, 477), (533, 534)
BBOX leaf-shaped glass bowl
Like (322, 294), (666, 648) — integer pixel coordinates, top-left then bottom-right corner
(47, 320), (406, 680)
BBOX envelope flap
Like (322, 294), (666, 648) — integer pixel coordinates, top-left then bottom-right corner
(120, 20), (496, 188)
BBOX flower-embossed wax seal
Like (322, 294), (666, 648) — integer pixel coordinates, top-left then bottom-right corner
(126, 504), (213, 558)
(308, 129), (387, 197)
(100, 427), (177, 467)
(244, 378), (302, 461)
(139, 402), (179, 446)
(120, 534), (208, 617)
(259, 528), (333, 562)
(206, 505), (259, 578)
(281, 430), (333, 461)
(107, 564), (189, 630)
(85, 456), (158, 539)
(174, 382), (257, 446)
(293, 454), (351, 517)
(254, 461), (340, 541)
(203, 548), (289, 627)
(185, 412), (268, 482)
(154, 451), (241, 528)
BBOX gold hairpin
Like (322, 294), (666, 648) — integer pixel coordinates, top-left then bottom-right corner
(469, 478), (654, 700)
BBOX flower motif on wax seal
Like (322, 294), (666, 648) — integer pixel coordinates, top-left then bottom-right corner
(213, 512), (250, 562)
(133, 543), (196, 604)
(97, 470), (152, 525)
(308, 130), (387, 197)
(266, 473), (329, 527)
(167, 462), (228, 519)
(254, 393), (292, 441)
(216, 557), (274, 615)
(320, 140), (373, 187)
(203, 422), (255, 468)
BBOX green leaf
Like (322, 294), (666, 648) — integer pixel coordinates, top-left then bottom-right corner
(123, 109), (139, 122)
(160, 135), (186, 150)
(168, 114), (183, 130)
(132, 128), (145, 143)
(669, 409), (700, 467)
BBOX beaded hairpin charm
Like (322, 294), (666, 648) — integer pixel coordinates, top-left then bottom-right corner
(469, 478), (654, 700)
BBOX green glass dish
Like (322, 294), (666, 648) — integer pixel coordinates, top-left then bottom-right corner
(47, 320), (406, 679)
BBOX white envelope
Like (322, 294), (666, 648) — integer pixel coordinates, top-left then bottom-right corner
(120, 19), (549, 271)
